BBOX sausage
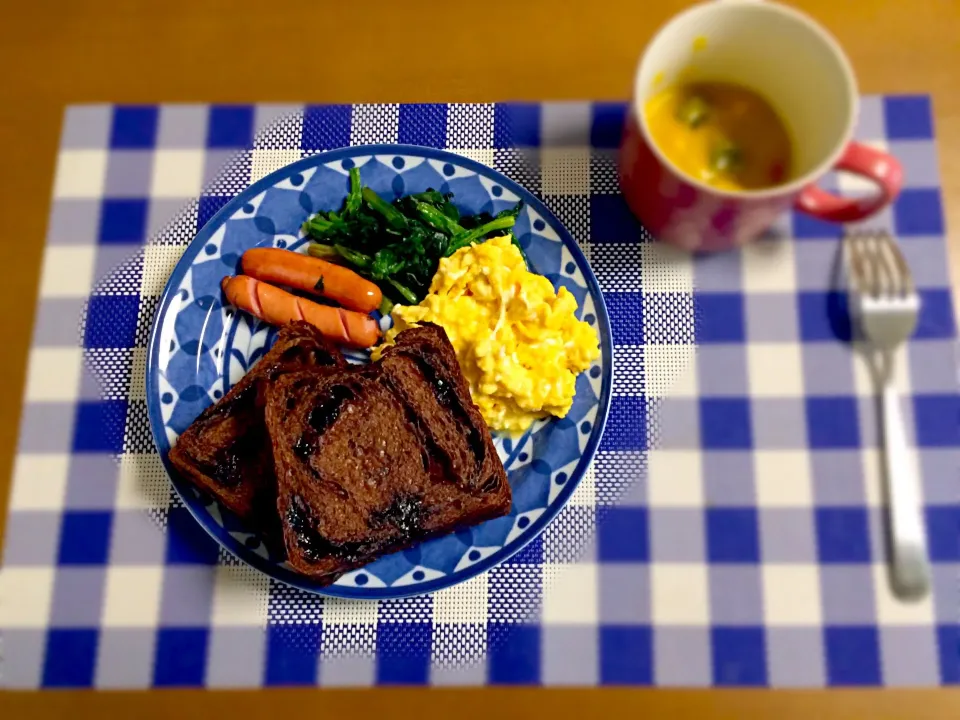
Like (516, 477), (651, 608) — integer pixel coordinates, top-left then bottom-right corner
(221, 276), (380, 349)
(241, 248), (382, 314)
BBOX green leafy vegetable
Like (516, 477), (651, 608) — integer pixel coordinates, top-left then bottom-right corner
(345, 167), (362, 215)
(301, 176), (524, 306)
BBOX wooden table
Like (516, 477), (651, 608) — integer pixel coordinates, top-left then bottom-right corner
(1, 0), (958, 716)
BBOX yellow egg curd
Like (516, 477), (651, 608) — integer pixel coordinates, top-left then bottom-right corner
(374, 235), (600, 433)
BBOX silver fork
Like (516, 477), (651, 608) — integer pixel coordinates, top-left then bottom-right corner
(846, 230), (930, 601)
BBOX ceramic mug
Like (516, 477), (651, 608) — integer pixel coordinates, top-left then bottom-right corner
(619, 0), (903, 251)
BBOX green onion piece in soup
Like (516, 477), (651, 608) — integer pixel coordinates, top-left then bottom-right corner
(710, 140), (743, 174)
(676, 94), (710, 128)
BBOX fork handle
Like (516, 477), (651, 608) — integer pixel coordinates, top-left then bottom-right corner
(881, 382), (931, 600)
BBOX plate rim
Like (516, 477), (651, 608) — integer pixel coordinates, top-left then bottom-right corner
(146, 143), (613, 599)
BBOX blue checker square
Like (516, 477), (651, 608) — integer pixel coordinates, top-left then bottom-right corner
(206, 105), (254, 148)
(165, 506), (222, 565)
(694, 292), (746, 343)
(376, 623), (431, 684)
(598, 507), (649, 562)
(816, 507), (872, 563)
(99, 198), (148, 244)
(797, 291), (853, 342)
(937, 625), (960, 684)
(154, 628), (209, 686)
(110, 106), (158, 148)
(805, 397), (860, 449)
(894, 188), (944, 236)
(494, 103), (541, 148)
(510, 533), (544, 565)
(699, 398), (752, 449)
(706, 508), (760, 563)
(488, 624), (541, 684)
(58, 511), (113, 565)
(825, 626), (882, 686)
(599, 396), (647, 452)
(712, 627), (767, 686)
(791, 210), (842, 240)
(915, 289), (957, 340)
(301, 104), (353, 151)
(600, 626), (653, 685)
(884, 95), (934, 139)
(266, 624), (322, 685)
(42, 629), (99, 687)
(605, 292), (644, 344)
(73, 400), (128, 453)
(913, 394), (960, 447)
(590, 195), (645, 243)
(398, 104), (448, 148)
(197, 195), (233, 230)
(926, 507), (960, 561)
(590, 103), (627, 149)
(84, 294), (140, 348)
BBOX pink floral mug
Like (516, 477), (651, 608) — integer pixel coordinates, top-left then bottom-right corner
(619, 0), (903, 251)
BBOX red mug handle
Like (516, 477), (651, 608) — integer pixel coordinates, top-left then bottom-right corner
(795, 142), (903, 223)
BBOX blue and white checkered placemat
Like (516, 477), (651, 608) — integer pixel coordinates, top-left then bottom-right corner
(1, 99), (958, 688)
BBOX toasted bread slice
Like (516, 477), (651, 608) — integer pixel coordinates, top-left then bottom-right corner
(265, 324), (511, 583)
(167, 322), (347, 539)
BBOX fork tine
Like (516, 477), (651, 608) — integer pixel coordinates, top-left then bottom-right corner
(876, 230), (914, 296)
(846, 231), (878, 296)
(870, 232), (898, 296)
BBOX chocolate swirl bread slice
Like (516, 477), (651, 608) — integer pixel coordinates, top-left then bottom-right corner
(167, 322), (347, 540)
(265, 323), (511, 584)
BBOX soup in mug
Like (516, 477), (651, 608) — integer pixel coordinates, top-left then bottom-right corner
(644, 81), (792, 192)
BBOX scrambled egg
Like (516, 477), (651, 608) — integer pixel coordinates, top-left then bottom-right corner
(375, 235), (599, 433)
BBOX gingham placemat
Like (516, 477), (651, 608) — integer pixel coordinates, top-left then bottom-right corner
(1, 98), (958, 688)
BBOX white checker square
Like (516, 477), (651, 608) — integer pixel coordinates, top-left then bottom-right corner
(646, 449), (703, 506)
(39, 246), (96, 298)
(450, 148), (495, 168)
(115, 453), (172, 510)
(754, 450), (813, 507)
(644, 344), (697, 399)
(569, 464), (596, 507)
(102, 567), (163, 627)
(872, 564), (935, 625)
(150, 149), (205, 197)
(322, 597), (379, 626)
(53, 149), (107, 198)
(651, 564), (709, 625)
(349, 104), (400, 145)
(641, 243), (694, 293)
(141, 245), (186, 297)
(128, 347), (147, 401)
(250, 149), (307, 184)
(542, 563), (597, 625)
(211, 563), (270, 627)
(762, 564), (823, 625)
(837, 140), (889, 194)
(740, 237), (797, 292)
(25, 347), (83, 402)
(0, 568), (55, 628)
(747, 343), (805, 397)
(446, 104), (494, 148)
(541, 148), (591, 195)
(10, 453), (70, 510)
(541, 102), (591, 146)
(433, 574), (488, 625)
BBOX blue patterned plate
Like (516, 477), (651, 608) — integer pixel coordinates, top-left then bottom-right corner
(146, 145), (612, 598)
